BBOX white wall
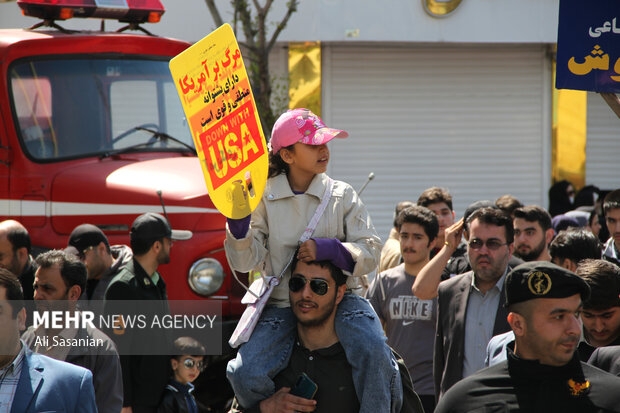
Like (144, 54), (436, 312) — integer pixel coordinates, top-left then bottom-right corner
(0, 0), (559, 44)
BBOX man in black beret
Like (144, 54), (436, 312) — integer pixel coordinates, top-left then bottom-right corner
(436, 261), (620, 413)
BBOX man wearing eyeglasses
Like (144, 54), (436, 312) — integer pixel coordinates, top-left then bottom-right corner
(67, 223), (133, 316)
(434, 207), (514, 399)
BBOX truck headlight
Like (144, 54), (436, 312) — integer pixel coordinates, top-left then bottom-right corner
(188, 258), (225, 296)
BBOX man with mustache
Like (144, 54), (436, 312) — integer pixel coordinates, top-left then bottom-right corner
(368, 206), (438, 413)
(434, 207), (514, 398)
(435, 262), (620, 413)
(512, 205), (554, 262)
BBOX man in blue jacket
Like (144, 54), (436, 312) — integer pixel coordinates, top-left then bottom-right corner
(0, 267), (97, 413)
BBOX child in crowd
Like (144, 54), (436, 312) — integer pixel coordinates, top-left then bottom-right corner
(158, 336), (206, 413)
(225, 108), (402, 412)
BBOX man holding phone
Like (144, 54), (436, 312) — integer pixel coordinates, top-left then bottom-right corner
(254, 257), (357, 413)
(229, 253), (422, 413)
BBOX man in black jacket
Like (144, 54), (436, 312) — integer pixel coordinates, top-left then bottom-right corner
(436, 262), (620, 413)
(104, 212), (192, 413)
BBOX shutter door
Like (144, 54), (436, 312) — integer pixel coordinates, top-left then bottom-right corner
(586, 93), (620, 191)
(323, 45), (550, 240)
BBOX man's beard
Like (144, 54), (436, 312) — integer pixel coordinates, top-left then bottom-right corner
(515, 237), (546, 262)
(157, 249), (170, 265)
(295, 293), (338, 328)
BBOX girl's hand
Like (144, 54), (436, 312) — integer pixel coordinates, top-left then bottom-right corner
(297, 240), (317, 262)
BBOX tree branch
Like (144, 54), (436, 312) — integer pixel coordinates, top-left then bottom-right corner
(204, 0), (224, 27)
(267, 0), (298, 53)
(233, 0), (258, 51)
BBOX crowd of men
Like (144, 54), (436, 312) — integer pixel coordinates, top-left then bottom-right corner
(1, 185), (620, 412)
(0, 213), (191, 413)
(371, 186), (620, 412)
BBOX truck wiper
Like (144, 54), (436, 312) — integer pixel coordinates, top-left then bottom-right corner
(101, 127), (197, 159)
(134, 127), (197, 155)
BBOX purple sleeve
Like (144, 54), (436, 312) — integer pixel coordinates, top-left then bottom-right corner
(313, 238), (355, 273)
(227, 215), (251, 239)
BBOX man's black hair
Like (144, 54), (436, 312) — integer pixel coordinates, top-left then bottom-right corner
(417, 187), (453, 211)
(549, 228), (601, 264)
(576, 259), (620, 310)
(0, 267), (24, 318)
(131, 237), (163, 256)
(291, 252), (347, 287)
(392, 201), (415, 228)
(6, 225), (31, 254)
(513, 205), (553, 231)
(495, 194), (523, 216)
(395, 205), (439, 243)
(35, 250), (87, 294)
(466, 207), (514, 243)
(603, 189), (620, 215)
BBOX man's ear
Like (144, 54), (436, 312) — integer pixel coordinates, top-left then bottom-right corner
(544, 228), (555, 246)
(67, 284), (82, 301)
(17, 307), (26, 332)
(508, 312), (525, 337)
(151, 240), (162, 255)
(16, 246), (28, 267)
(561, 258), (577, 273)
(335, 284), (347, 306)
(507, 242), (515, 257)
(171, 358), (179, 371)
(428, 237), (437, 251)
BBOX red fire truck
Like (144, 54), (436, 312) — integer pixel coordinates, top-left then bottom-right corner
(0, 0), (243, 405)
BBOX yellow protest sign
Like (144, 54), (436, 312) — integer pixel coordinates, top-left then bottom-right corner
(169, 24), (268, 219)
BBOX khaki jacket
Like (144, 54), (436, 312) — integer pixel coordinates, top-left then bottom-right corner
(225, 173), (381, 307)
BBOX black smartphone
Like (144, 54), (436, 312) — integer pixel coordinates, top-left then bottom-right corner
(290, 372), (318, 399)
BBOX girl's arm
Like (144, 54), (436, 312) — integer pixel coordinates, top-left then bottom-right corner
(224, 201), (269, 273)
(340, 184), (382, 276)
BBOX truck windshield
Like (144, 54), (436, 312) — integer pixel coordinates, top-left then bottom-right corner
(9, 57), (194, 161)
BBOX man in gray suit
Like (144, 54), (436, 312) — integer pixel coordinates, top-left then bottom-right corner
(434, 207), (514, 399)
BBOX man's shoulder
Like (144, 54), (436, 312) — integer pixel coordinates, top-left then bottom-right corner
(438, 271), (472, 293)
(106, 261), (138, 291)
(435, 362), (512, 412)
(380, 264), (407, 280)
(580, 360), (620, 409)
(27, 350), (92, 380)
(590, 345), (620, 363)
(582, 358), (620, 380)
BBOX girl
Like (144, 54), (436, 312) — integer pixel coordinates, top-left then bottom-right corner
(225, 108), (401, 412)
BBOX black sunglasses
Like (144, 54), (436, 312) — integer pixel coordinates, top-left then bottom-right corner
(182, 357), (205, 372)
(468, 238), (508, 251)
(288, 276), (330, 296)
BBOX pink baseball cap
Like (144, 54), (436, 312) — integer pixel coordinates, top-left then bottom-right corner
(269, 108), (348, 153)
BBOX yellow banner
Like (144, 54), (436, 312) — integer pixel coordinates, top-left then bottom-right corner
(288, 41), (321, 116)
(169, 24), (268, 219)
(552, 60), (587, 189)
